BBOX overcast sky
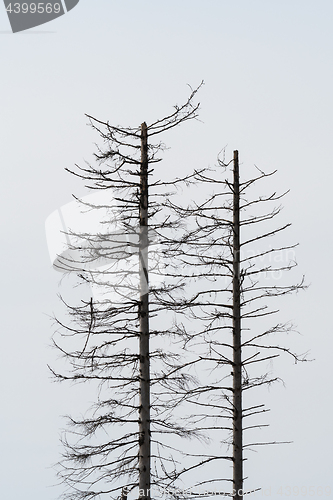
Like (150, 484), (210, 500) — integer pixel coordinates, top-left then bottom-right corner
(1, 1), (332, 499)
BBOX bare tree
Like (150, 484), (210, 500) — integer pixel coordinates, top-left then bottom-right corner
(49, 85), (215, 500)
(48, 90), (307, 499)
(158, 149), (308, 499)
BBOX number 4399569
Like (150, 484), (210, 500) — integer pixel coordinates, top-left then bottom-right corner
(6, 3), (62, 14)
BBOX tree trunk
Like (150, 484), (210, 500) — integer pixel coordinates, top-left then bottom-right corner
(232, 150), (243, 499)
(121, 487), (128, 500)
(138, 122), (151, 500)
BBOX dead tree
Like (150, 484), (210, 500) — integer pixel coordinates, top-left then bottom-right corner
(48, 85), (307, 498)
(138, 121), (150, 500)
(160, 150), (307, 498)
(49, 85), (215, 500)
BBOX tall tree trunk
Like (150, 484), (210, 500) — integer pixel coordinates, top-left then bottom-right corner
(232, 150), (243, 499)
(138, 122), (151, 500)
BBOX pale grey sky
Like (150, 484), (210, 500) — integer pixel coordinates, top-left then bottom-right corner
(0, 1), (332, 499)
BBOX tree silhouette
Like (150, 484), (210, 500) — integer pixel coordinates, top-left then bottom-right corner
(161, 150), (307, 498)
(48, 92), (307, 500)
(49, 85), (215, 500)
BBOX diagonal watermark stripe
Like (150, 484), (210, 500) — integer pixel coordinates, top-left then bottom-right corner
(45, 191), (166, 305)
(63, 0), (79, 11)
(3, 0), (80, 33)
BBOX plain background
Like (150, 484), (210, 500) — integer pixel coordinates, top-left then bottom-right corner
(0, 1), (332, 499)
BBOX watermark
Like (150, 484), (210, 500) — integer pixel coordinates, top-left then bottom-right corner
(45, 191), (165, 304)
(134, 486), (259, 498)
(253, 486), (331, 497)
(3, 0), (80, 33)
(125, 485), (332, 499)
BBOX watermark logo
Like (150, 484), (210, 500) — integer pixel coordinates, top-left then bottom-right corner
(3, 0), (80, 33)
(45, 191), (165, 305)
